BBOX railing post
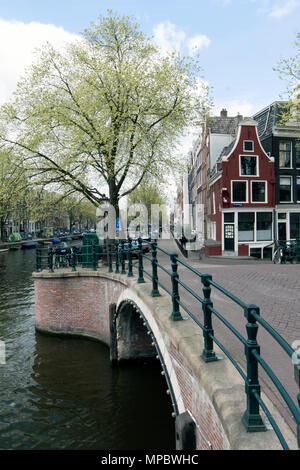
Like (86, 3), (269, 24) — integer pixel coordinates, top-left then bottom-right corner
(296, 239), (300, 264)
(201, 274), (217, 362)
(170, 253), (182, 320)
(93, 243), (98, 271)
(115, 240), (120, 274)
(151, 241), (160, 297)
(71, 248), (76, 272)
(120, 240), (126, 274)
(36, 248), (41, 272)
(137, 237), (145, 283)
(281, 242), (286, 264)
(127, 238), (133, 277)
(107, 242), (113, 273)
(48, 248), (54, 273)
(242, 304), (266, 432)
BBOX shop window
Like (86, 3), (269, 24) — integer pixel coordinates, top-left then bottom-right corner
(238, 212), (254, 241)
(257, 212), (272, 241)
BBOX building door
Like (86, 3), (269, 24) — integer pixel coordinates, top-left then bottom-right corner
(224, 224), (235, 251)
(278, 222), (286, 241)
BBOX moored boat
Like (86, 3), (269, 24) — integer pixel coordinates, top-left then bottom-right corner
(21, 242), (38, 249)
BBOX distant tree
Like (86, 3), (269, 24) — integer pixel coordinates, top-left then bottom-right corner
(274, 32), (300, 124)
(127, 182), (166, 220)
(0, 11), (210, 217)
(0, 150), (26, 241)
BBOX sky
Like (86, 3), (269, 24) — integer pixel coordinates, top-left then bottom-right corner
(0, 0), (299, 158)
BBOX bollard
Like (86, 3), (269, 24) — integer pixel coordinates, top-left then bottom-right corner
(242, 304), (266, 432)
(201, 274), (218, 362)
(170, 253), (182, 320)
(137, 237), (145, 283)
(151, 241), (160, 297)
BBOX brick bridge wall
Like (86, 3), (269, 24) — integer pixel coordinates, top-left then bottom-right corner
(33, 268), (297, 451)
(34, 271), (126, 344)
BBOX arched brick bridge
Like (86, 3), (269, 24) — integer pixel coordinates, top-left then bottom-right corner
(33, 264), (298, 450)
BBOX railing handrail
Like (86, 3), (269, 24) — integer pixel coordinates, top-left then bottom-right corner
(35, 238), (300, 449)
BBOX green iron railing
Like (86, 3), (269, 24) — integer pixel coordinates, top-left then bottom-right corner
(36, 238), (300, 449)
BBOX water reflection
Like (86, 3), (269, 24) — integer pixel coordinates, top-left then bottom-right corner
(0, 248), (174, 450)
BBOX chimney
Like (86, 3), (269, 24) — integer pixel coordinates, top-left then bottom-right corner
(220, 108), (227, 118)
(237, 112), (243, 122)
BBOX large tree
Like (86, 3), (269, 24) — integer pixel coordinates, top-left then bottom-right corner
(0, 11), (210, 216)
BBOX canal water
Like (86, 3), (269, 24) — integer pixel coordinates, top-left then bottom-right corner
(0, 248), (175, 450)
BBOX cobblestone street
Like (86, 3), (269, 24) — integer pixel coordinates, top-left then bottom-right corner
(155, 239), (300, 435)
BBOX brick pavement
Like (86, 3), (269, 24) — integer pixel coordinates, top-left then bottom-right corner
(154, 239), (300, 436)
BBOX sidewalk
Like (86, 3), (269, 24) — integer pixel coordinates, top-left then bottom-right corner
(155, 237), (300, 436)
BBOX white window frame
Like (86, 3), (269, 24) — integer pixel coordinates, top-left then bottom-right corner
(279, 141), (292, 169)
(256, 211), (273, 242)
(239, 154), (259, 177)
(279, 176), (293, 203)
(231, 180), (248, 203)
(237, 210), (273, 243)
(243, 140), (254, 152)
(251, 180), (267, 204)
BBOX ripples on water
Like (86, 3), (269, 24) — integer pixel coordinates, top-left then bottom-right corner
(0, 248), (174, 450)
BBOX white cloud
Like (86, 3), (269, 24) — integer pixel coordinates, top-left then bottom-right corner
(153, 21), (211, 56)
(0, 18), (80, 104)
(153, 21), (186, 56)
(187, 35), (211, 55)
(246, 0), (299, 18)
(268, 0), (299, 18)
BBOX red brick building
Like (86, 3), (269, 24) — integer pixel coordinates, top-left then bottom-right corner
(207, 118), (275, 258)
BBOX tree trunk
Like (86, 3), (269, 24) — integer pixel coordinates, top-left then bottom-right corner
(0, 216), (5, 242)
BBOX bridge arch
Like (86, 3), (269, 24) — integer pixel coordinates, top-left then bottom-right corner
(115, 295), (185, 416)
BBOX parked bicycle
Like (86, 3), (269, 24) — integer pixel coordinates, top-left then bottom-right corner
(272, 239), (299, 264)
(51, 243), (79, 268)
